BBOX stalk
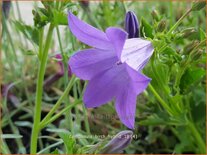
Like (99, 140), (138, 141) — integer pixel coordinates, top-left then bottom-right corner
(40, 100), (80, 129)
(188, 122), (206, 153)
(39, 75), (76, 127)
(148, 84), (173, 115)
(30, 24), (54, 154)
(167, 8), (192, 35)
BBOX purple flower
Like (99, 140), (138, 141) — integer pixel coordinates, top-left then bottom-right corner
(67, 12), (154, 129)
(100, 130), (133, 153)
(125, 11), (139, 38)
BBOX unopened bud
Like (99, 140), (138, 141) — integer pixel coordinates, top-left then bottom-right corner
(192, 49), (203, 60)
(183, 41), (199, 55)
(181, 28), (198, 38)
(125, 11), (139, 38)
(157, 20), (166, 32)
(100, 130), (133, 153)
(151, 10), (160, 21)
(191, 1), (206, 11)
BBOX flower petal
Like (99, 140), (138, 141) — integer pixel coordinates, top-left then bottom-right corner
(115, 64), (151, 129)
(105, 27), (128, 59)
(121, 38), (154, 71)
(68, 12), (112, 50)
(69, 48), (117, 80)
(115, 86), (137, 129)
(83, 64), (127, 108)
(126, 64), (151, 94)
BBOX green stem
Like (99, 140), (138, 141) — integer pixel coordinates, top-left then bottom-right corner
(167, 8), (192, 35)
(39, 75), (76, 127)
(56, 26), (68, 87)
(40, 100), (80, 129)
(148, 84), (173, 115)
(30, 24), (54, 154)
(38, 28), (44, 60)
(83, 104), (90, 134)
(188, 122), (206, 153)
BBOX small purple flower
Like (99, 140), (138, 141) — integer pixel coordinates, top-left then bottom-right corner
(68, 12), (154, 129)
(125, 11), (139, 38)
(100, 130), (133, 153)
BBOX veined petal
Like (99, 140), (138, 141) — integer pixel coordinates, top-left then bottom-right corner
(69, 48), (117, 80)
(121, 38), (154, 71)
(68, 12), (112, 50)
(105, 27), (128, 59)
(83, 64), (127, 108)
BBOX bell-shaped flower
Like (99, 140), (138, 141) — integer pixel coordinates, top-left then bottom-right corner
(67, 12), (154, 129)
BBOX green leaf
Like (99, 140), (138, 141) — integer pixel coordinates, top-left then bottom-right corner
(1, 134), (23, 139)
(199, 28), (206, 41)
(138, 114), (166, 125)
(59, 132), (76, 154)
(51, 148), (60, 154)
(13, 20), (39, 45)
(14, 121), (33, 128)
(140, 17), (154, 38)
(52, 10), (68, 25)
(180, 68), (205, 93)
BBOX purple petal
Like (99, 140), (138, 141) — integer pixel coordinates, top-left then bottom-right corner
(126, 64), (151, 94)
(68, 12), (112, 50)
(83, 64), (127, 108)
(115, 64), (151, 129)
(105, 27), (128, 59)
(115, 86), (137, 129)
(121, 38), (154, 71)
(69, 48), (117, 80)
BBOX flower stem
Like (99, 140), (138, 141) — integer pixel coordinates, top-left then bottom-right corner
(40, 100), (80, 129)
(30, 24), (54, 154)
(148, 84), (173, 115)
(167, 8), (192, 35)
(188, 121), (206, 153)
(39, 75), (76, 128)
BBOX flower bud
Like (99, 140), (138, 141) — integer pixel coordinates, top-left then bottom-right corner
(191, 1), (206, 11)
(2, 1), (11, 19)
(157, 20), (166, 32)
(99, 130), (133, 153)
(151, 10), (160, 21)
(181, 28), (197, 38)
(191, 49), (203, 60)
(183, 41), (199, 55)
(125, 11), (139, 38)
